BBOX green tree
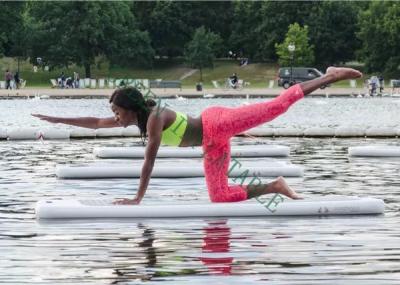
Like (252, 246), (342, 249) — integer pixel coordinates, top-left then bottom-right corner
(0, 2), (26, 58)
(256, 1), (314, 61)
(136, 1), (232, 57)
(306, 1), (361, 66)
(275, 23), (314, 67)
(357, 1), (400, 75)
(229, 1), (263, 60)
(27, 2), (154, 77)
(184, 26), (222, 82)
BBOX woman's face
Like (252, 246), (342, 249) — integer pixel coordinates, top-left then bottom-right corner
(111, 103), (136, 127)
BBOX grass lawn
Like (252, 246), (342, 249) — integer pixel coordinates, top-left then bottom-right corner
(0, 57), (369, 88)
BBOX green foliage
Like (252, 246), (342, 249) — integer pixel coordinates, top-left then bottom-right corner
(229, 1), (263, 60)
(0, 1), (396, 77)
(256, 1), (314, 61)
(184, 26), (222, 82)
(357, 1), (400, 76)
(275, 23), (314, 67)
(26, 2), (154, 77)
(134, 1), (233, 57)
(0, 2), (25, 57)
(306, 1), (362, 67)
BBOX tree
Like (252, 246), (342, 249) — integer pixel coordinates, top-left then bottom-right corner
(135, 1), (232, 57)
(229, 1), (263, 60)
(357, 2), (400, 76)
(27, 2), (154, 77)
(184, 26), (222, 82)
(275, 23), (314, 67)
(306, 1), (362, 67)
(255, 1), (314, 61)
(0, 2), (26, 58)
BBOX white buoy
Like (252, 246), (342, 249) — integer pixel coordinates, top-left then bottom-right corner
(95, 128), (123, 137)
(304, 127), (336, 137)
(7, 128), (42, 140)
(70, 128), (96, 138)
(335, 127), (365, 137)
(274, 128), (304, 137)
(365, 127), (397, 137)
(244, 127), (275, 137)
(0, 128), (7, 139)
(349, 146), (400, 157)
(121, 127), (140, 137)
(40, 129), (70, 140)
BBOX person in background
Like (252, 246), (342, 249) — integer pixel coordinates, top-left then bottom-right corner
(14, 72), (20, 89)
(73, 72), (80, 88)
(59, 72), (66, 88)
(229, 73), (238, 89)
(5, 70), (13, 89)
(378, 75), (384, 93)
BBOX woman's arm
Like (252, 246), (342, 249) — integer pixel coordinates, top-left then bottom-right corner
(31, 114), (119, 129)
(115, 113), (163, 205)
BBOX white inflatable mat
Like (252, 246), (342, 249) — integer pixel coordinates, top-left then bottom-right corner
(36, 196), (384, 219)
(56, 162), (303, 179)
(348, 146), (400, 157)
(94, 145), (290, 158)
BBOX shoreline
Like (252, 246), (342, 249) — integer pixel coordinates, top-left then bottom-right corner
(0, 87), (385, 99)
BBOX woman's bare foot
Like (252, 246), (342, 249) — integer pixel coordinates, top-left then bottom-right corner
(271, 176), (302, 200)
(326, 67), (363, 81)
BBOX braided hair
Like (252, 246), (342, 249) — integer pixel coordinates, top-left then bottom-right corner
(110, 87), (156, 144)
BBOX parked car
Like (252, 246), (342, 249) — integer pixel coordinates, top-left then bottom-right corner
(277, 67), (327, 89)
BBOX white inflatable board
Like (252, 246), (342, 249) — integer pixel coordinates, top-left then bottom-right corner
(56, 163), (303, 179)
(94, 145), (290, 158)
(35, 196), (385, 219)
(349, 146), (400, 157)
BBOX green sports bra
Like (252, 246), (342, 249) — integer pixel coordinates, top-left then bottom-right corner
(161, 111), (188, 146)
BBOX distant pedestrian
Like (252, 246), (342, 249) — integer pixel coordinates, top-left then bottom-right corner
(5, 70), (13, 89)
(378, 75), (384, 93)
(14, 72), (20, 89)
(73, 72), (80, 88)
(59, 72), (66, 88)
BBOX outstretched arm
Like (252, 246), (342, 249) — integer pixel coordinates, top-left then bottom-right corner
(31, 114), (119, 129)
(114, 113), (163, 205)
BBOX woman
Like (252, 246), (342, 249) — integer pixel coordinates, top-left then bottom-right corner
(33, 67), (362, 205)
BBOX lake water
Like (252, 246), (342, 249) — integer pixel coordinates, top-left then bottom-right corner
(0, 97), (399, 284)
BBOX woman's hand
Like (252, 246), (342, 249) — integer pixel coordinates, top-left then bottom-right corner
(113, 196), (142, 205)
(31, 114), (60, 123)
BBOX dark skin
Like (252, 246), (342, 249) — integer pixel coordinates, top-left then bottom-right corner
(32, 67), (363, 205)
(32, 103), (204, 205)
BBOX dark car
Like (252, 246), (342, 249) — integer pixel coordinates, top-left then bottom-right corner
(277, 67), (326, 89)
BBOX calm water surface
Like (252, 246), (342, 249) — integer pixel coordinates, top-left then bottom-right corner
(0, 97), (400, 284)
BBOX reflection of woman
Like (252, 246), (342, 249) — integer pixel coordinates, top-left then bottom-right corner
(200, 220), (233, 275)
(138, 224), (157, 267)
(112, 224), (156, 281)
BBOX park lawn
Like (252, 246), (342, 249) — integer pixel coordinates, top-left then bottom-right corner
(0, 57), (366, 88)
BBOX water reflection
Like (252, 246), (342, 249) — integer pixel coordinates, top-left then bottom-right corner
(200, 220), (233, 275)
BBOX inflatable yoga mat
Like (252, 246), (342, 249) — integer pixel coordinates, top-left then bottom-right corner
(348, 146), (400, 157)
(94, 145), (290, 158)
(55, 163), (303, 179)
(35, 196), (385, 219)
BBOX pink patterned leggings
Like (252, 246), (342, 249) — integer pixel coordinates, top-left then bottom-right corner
(201, 84), (304, 202)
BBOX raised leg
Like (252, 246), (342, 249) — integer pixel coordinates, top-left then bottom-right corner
(300, 67), (362, 95)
